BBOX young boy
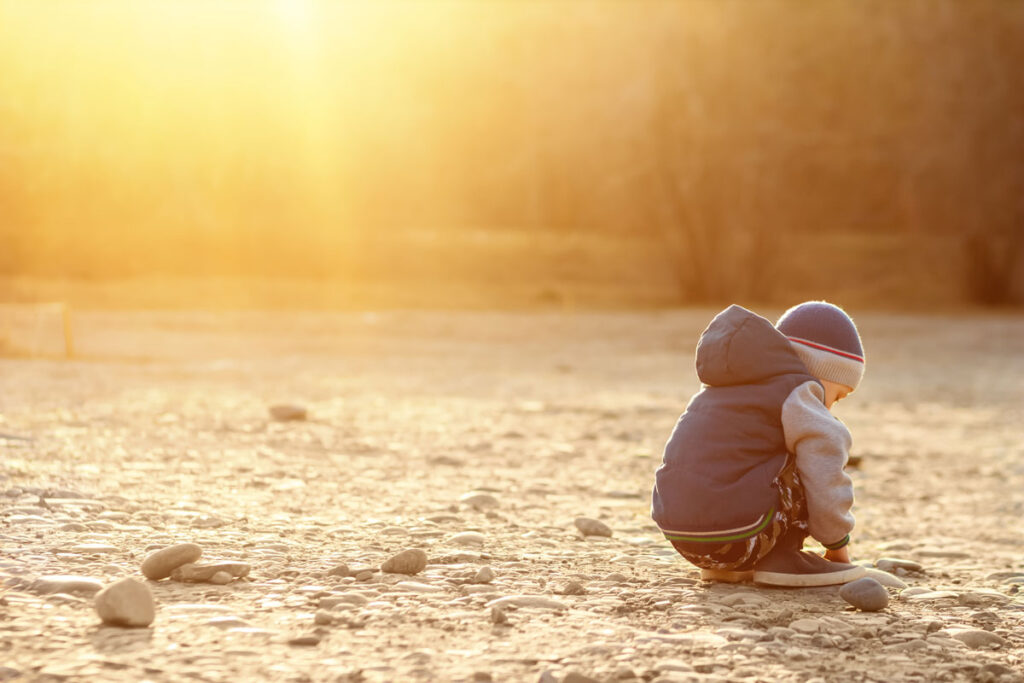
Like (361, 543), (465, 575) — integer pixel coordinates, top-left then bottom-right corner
(652, 302), (867, 587)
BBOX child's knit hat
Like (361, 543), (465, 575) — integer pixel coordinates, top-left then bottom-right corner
(776, 301), (865, 390)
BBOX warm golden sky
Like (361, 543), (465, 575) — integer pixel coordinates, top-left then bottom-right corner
(1, 1), (1021, 309)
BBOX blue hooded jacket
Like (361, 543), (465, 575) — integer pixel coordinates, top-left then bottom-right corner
(651, 305), (819, 541)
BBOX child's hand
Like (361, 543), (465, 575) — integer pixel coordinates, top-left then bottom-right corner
(824, 546), (851, 563)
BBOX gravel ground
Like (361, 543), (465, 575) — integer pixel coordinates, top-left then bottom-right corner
(1, 308), (1023, 682)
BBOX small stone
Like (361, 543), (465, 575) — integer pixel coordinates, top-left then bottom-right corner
(840, 577), (889, 612)
(875, 557), (923, 573)
(957, 589), (1010, 606)
(170, 561), (250, 583)
(354, 570), (374, 581)
(327, 563), (350, 577)
(563, 673), (600, 683)
(0, 667), (21, 681)
(380, 549), (427, 575)
(336, 593), (370, 606)
(33, 575), (104, 595)
(450, 531), (486, 547)
(863, 567), (908, 589)
(789, 618), (822, 634)
(612, 665), (637, 680)
(485, 595), (568, 610)
(459, 492), (499, 510)
(654, 659), (693, 673)
(208, 571), (233, 585)
(950, 629), (1006, 649)
(720, 592), (768, 607)
(394, 581), (444, 593)
(472, 672), (493, 682)
(94, 577), (155, 627)
(269, 404), (307, 421)
(490, 605), (508, 624)
(574, 517), (612, 538)
(287, 634), (321, 646)
(70, 543), (119, 554)
(915, 549), (969, 559)
(206, 616), (250, 629)
(981, 663), (1014, 677)
(473, 566), (495, 584)
(58, 522), (88, 532)
(905, 590), (958, 602)
(314, 610), (334, 625)
(141, 543), (203, 580)
(558, 580), (586, 596)
(603, 572), (628, 583)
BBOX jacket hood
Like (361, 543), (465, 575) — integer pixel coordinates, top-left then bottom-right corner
(695, 305), (811, 386)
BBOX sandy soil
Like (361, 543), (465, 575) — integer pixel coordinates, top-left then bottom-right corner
(1, 308), (1023, 682)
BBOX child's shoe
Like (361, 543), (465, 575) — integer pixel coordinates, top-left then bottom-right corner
(752, 530), (865, 587)
(699, 568), (755, 583)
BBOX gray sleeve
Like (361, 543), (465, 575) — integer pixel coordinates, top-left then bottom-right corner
(781, 381), (855, 546)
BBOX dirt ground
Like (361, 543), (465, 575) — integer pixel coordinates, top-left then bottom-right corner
(1, 308), (1023, 682)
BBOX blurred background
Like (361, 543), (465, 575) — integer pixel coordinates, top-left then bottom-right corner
(1, 0), (1023, 310)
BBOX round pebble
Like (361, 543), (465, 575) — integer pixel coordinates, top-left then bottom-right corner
(450, 531), (485, 547)
(485, 595), (568, 610)
(287, 634), (321, 646)
(472, 566), (495, 584)
(558, 580), (586, 595)
(208, 571), (233, 585)
(459, 492), (499, 510)
(141, 543), (203, 580)
(170, 561), (250, 583)
(875, 557), (923, 573)
(862, 567), (908, 589)
(94, 577), (155, 627)
(788, 618), (822, 634)
(206, 616), (250, 629)
(380, 549), (428, 575)
(269, 404), (307, 421)
(839, 577), (889, 611)
(951, 629), (1007, 649)
(573, 517), (612, 538)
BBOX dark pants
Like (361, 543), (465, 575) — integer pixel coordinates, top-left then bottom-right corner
(671, 456), (810, 572)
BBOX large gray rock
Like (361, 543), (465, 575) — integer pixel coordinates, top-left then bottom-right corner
(94, 577), (155, 627)
(381, 549), (428, 575)
(141, 543), (203, 580)
(839, 577), (889, 611)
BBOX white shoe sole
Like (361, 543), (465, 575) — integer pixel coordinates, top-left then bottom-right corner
(753, 564), (866, 587)
(700, 569), (755, 583)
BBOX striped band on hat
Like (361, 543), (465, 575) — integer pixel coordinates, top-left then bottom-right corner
(787, 337), (865, 363)
(787, 337), (864, 390)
